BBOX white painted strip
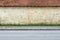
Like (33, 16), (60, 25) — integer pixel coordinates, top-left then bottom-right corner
(0, 7), (60, 24)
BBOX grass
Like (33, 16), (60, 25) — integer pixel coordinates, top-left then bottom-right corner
(0, 23), (60, 26)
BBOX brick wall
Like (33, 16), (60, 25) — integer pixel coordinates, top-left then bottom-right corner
(0, 0), (60, 25)
(0, 7), (60, 24)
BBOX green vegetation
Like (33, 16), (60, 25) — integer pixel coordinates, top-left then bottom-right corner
(0, 23), (60, 26)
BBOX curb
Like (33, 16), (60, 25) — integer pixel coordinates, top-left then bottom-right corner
(0, 26), (60, 30)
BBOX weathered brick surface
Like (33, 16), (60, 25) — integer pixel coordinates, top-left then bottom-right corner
(0, 0), (60, 6)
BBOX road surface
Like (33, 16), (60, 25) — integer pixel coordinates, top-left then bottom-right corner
(0, 30), (60, 40)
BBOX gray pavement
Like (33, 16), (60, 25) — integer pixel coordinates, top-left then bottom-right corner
(0, 30), (60, 40)
(0, 26), (60, 30)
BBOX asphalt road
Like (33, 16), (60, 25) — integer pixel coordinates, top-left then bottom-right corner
(0, 30), (60, 40)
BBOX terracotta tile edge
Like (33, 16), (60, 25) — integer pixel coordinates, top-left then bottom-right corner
(0, 0), (60, 7)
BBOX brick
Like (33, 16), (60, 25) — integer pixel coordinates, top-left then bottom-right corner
(0, 0), (60, 6)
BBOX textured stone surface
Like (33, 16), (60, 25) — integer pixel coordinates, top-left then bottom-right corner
(0, 0), (60, 6)
(0, 7), (60, 24)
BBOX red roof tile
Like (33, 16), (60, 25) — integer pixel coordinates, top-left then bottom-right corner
(0, 0), (60, 6)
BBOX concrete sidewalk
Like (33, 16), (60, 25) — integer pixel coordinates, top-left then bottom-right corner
(0, 26), (60, 30)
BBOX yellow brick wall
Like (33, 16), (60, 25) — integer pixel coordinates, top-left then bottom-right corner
(0, 7), (60, 24)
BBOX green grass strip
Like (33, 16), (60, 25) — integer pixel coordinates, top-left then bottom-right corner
(0, 23), (60, 26)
